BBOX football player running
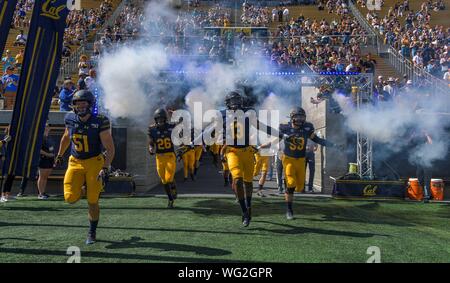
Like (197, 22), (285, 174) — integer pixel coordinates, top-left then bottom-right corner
(55, 90), (115, 245)
(197, 90), (277, 227)
(260, 107), (339, 220)
(148, 108), (179, 208)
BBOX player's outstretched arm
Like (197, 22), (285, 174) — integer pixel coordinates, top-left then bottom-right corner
(309, 132), (340, 148)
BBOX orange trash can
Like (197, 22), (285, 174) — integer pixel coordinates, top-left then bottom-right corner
(430, 179), (444, 201)
(407, 178), (423, 200)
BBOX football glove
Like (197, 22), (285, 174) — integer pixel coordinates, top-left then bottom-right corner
(54, 155), (64, 167)
(97, 167), (110, 186)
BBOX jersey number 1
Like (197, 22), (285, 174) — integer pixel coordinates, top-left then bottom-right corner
(73, 134), (89, 153)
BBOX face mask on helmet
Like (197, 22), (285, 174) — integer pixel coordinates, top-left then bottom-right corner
(227, 96), (243, 110)
(291, 114), (306, 126)
(73, 100), (91, 117)
(155, 117), (166, 126)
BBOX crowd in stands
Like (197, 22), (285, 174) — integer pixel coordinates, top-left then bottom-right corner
(3, 0), (448, 111)
(360, 0), (449, 80)
(12, 0), (33, 29)
(63, 0), (114, 58)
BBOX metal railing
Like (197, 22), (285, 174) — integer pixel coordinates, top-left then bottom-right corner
(387, 47), (450, 95)
(58, 44), (85, 82)
(57, 0), (128, 81)
(349, 0), (449, 98)
(348, 0), (380, 52)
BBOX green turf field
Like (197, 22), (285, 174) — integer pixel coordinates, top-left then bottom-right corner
(0, 196), (449, 263)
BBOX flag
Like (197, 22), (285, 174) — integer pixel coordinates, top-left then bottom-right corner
(4, 0), (69, 178)
(0, 0), (18, 55)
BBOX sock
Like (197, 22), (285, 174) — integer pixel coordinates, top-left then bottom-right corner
(164, 185), (173, 201)
(258, 184), (263, 191)
(287, 202), (293, 212)
(246, 196), (252, 209)
(89, 220), (98, 234)
(238, 199), (247, 214)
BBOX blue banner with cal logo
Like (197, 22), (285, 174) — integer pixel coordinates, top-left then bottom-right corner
(332, 180), (406, 200)
(0, 0), (18, 56)
(4, 0), (69, 178)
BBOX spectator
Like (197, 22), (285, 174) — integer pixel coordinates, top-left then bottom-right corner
(278, 6), (283, 22)
(13, 30), (27, 46)
(37, 123), (54, 200)
(59, 79), (75, 111)
(272, 7), (278, 22)
(85, 68), (97, 91)
(78, 54), (90, 75)
(62, 41), (72, 57)
(283, 7), (289, 22)
(1, 50), (15, 73)
(77, 73), (87, 90)
(383, 77), (396, 97)
(1, 66), (19, 94)
(15, 49), (24, 70)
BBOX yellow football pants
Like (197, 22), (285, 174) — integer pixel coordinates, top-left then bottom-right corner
(282, 155), (306, 192)
(182, 149), (196, 178)
(253, 153), (270, 176)
(225, 146), (256, 183)
(210, 144), (220, 155)
(156, 152), (176, 184)
(194, 145), (203, 162)
(64, 154), (104, 204)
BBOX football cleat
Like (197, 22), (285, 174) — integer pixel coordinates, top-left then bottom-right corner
(286, 210), (294, 220)
(86, 231), (96, 245)
(242, 212), (250, 227)
(257, 190), (265, 197)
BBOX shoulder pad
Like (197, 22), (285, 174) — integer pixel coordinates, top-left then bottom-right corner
(303, 122), (314, 130)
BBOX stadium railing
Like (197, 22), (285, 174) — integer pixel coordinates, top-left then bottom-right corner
(348, 0), (382, 53)
(388, 47), (450, 95)
(58, 44), (86, 82)
(57, 0), (128, 81)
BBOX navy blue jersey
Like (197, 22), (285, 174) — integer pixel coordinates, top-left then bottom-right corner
(219, 108), (259, 148)
(65, 113), (110, 159)
(148, 123), (176, 154)
(279, 122), (315, 158)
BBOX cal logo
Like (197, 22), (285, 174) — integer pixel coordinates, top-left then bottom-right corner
(91, 124), (99, 129)
(363, 185), (377, 196)
(41, 0), (66, 20)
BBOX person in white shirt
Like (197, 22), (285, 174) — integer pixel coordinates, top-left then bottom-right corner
(14, 30), (27, 46)
(412, 52), (423, 67)
(282, 7), (289, 22)
(272, 8), (277, 22)
(84, 68), (97, 91)
(383, 77), (395, 96)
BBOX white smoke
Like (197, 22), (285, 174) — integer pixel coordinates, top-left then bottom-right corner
(333, 91), (450, 167)
(99, 0), (304, 129)
(98, 45), (169, 123)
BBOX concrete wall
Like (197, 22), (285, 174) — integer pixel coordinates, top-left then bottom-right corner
(301, 87), (348, 194)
